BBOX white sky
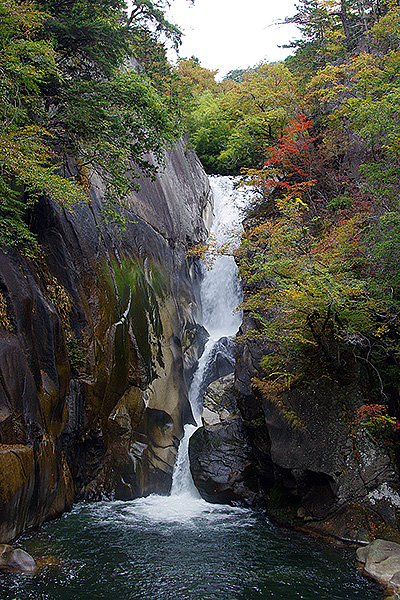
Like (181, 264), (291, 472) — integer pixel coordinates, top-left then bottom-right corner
(165, 0), (299, 78)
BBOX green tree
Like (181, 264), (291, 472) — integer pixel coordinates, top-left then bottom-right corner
(239, 198), (375, 383)
(284, 0), (392, 80)
(307, 8), (400, 210)
(0, 0), (88, 252)
(0, 0), (182, 251)
(218, 62), (299, 171)
(185, 91), (231, 173)
(172, 58), (233, 173)
(173, 57), (220, 98)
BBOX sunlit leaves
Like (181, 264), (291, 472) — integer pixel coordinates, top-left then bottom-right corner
(234, 115), (391, 385)
(239, 197), (374, 365)
(176, 60), (300, 174)
(218, 63), (299, 170)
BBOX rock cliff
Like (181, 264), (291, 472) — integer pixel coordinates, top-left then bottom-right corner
(189, 308), (400, 543)
(233, 315), (400, 542)
(0, 139), (211, 542)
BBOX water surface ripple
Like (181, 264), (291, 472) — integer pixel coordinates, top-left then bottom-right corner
(0, 497), (383, 600)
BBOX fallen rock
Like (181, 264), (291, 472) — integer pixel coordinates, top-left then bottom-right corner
(0, 544), (37, 574)
(201, 338), (235, 395)
(202, 407), (221, 426)
(356, 538), (400, 592)
(189, 417), (262, 504)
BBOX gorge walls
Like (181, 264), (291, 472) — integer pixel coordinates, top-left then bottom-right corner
(0, 139), (211, 542)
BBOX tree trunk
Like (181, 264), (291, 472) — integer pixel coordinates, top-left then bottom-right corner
(340, 0), (352, 49)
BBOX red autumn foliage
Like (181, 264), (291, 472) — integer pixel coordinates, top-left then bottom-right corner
(262, 114), (317, 199)
(352, 404), (400, 434)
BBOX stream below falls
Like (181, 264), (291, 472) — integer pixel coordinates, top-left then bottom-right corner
(1, 498), (383, 600)
(0, 177), (384, 600)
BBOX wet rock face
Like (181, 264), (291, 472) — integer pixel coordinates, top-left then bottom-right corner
(189, 373), (271, 505)
(0, 141), (210, 541)
(189, 372), (267, 505)
(263, 380), (400, 541)
(189, 418), (262, 505)
(232, 314), (400, 543)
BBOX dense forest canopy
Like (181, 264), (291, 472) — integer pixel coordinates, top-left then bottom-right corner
(0, 0), (185, 250)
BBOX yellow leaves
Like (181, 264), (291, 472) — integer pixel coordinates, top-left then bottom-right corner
(307, 53), (381, 111)
(307, 64), (347, 102)
(372, 4), (400, 45)
(186, 241), (211, 260)
(173, 58), (220, 97)
(77, 160), (91, 193)
(382, 137), (400, 156)
(0, 127), (88, 207)
(0, 0), (50, 37)
(252, 377), (305, 429)
(316, 0), (340, 12)
(185, 234), (237, 269)
(0, 291), (10, 331)
(0, 0), (57, 110)
(236, 186), (377, 369)
(294, 197), (309, 210)
(373, 324), (390, 338)
(385, 0), (400, 11)
(221, 62), (299, 131)
(46, 276), (72, 325)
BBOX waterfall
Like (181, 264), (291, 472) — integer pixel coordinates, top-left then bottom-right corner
(169, 176), (247, 500)
(121, 176), (249, 519)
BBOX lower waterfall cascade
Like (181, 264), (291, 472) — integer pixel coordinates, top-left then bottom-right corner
(0, 177), (384, 600)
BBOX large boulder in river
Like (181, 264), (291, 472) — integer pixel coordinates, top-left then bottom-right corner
(356, 539), (400, 594)
(189, 418), (263, 505)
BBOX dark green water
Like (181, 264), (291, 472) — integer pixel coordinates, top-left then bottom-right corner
(0, 495), (383, 600)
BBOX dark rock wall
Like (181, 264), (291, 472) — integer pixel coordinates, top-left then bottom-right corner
(233, 313), (400, 543)
(189, 307), (400, 543)
(0, 139), (211, 542)
(190, 418), (258, 504)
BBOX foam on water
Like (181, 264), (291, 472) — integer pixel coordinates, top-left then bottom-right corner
(163, 176), (249, 513)
(200, 176), (246, 340)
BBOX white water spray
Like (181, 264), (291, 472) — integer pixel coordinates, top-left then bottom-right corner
(169, 176), (247, 502)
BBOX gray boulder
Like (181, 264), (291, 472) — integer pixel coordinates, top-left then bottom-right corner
(189, 418), (262, 504)
(202, 373), (239, 426)
(0, 544), (37, 574)
(356, 538), (400, 591)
